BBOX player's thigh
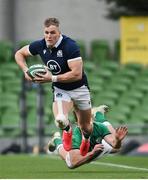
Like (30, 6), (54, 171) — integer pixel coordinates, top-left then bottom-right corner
(52, 87), (73, 118)
(58, 145), (68, 160)
(68, 149), (81, 165)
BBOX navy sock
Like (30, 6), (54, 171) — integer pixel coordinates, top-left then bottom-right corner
(82, 131), (91, 139)
(63, 125), (70, 132)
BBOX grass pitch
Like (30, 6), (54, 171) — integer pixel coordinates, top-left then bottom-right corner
(0, 154), (148, 179)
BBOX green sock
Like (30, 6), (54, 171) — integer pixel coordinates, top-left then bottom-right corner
(54, 138), (62, 148)
(95, 112), (106, 123)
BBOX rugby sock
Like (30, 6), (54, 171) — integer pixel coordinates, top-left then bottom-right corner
(54, 138), (62, 148)
(62, 128), (72, 151)
(82, 131), (91, 139)
(80, 130), (92, 156)
(63, 124), (71, 132)
(80, 138), (90, 156)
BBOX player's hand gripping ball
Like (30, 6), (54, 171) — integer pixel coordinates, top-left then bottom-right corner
(27, 64), (46, 79)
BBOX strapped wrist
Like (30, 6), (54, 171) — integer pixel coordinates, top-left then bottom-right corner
(52, 75), (58, 82)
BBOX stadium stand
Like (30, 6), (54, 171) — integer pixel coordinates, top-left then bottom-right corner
(0, 39), (148, 141)
(0, 41), (13, 62)
(114, 39), (120, 61)
(76, 40), (87, 60)
(90, 39), (111, 64)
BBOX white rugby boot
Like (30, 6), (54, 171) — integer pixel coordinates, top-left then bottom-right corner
(47, 132), (61, 152)
(92, 105), (109, 117)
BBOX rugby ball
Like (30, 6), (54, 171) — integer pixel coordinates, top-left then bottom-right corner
(27, 64), (46, 78)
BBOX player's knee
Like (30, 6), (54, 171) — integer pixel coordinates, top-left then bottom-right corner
(55, 114), (66, 122)
(67, 164), (75, 169)
(55, 114), (69, 129)
(65, 153), (75, 169)
(80, 123), (93, 134)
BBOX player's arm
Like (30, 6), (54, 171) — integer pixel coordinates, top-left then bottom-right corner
(35, 58), (83, 83)
(15, 45), (32, 81)
(104, 126), (128, 149)
(56, 59), (83, 82)
(65, 144), (104, 169)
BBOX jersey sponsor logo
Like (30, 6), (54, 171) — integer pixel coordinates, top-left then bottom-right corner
(57, 50), (63, 57)
(47, 60), (61, 74)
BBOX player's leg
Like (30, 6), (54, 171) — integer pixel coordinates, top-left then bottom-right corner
(48, 132), (67, 160)
(71, 86), (93, 156)
(47, 132), (86, 169)
(92, 105), (116, 135)
(92, 105), (123, 154)
(66, 143), (104, 169)
(53, 100), (72, 129)
(65, 149), (90, 169)
(77, 109), (93, 156)
(48, 132), (62, 152)
(53, 101), (73, 151)
(52, 87), (73, 151)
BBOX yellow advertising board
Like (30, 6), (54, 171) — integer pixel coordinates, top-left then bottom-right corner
(121, 17), (148, 65)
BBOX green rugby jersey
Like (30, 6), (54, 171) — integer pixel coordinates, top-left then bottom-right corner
(72, 122), (111, 151)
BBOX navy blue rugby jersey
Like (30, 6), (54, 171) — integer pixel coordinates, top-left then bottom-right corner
(29, 35), (89, 90)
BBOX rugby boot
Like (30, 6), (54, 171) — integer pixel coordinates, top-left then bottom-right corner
(48, 132), (61, 152)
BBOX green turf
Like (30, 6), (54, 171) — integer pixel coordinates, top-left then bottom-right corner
(0, 154), (148, 179)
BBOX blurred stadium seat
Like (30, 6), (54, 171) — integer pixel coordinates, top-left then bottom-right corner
(0, 40), (148, 139)
(114, 39), (120, 61)
(90, 39), (110, 64)
(0, 41), (13, 63)
(76, 40), (87, 60)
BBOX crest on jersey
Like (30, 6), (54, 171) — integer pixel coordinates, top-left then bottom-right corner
(57, 50), (63, 57)
(43, 49), (46, 54)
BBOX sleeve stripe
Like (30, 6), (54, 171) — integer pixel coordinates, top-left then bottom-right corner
(102, 132), (111, 139)
(68, 57), (82, 62)
(27, 46), (33, 56)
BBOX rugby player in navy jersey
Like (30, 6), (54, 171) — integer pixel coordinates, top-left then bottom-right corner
(15, 17), (92, 156)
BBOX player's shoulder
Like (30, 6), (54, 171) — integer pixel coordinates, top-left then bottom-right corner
(29, 38), (46, 55)
(62, 35), (79, 49)
(29, 38), (46, 49)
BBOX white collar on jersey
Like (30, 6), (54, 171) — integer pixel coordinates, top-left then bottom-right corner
(54, 34), (63, 48)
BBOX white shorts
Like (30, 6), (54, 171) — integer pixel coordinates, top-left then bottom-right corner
(53, 85), (91, 110)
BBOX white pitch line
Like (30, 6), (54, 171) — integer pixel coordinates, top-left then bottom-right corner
(47, 155), (148, 172)
(92, 161), (148, 172)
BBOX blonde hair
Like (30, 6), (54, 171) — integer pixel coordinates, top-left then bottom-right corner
(44, 17), (60, 27)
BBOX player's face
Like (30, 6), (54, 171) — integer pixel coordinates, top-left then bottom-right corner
(44, 25), (60, 48)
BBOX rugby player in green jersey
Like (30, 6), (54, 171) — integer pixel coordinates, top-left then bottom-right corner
(47, 105), (128, 169)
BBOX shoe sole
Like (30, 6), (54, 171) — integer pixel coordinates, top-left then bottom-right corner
(48, 142), (56, 152)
